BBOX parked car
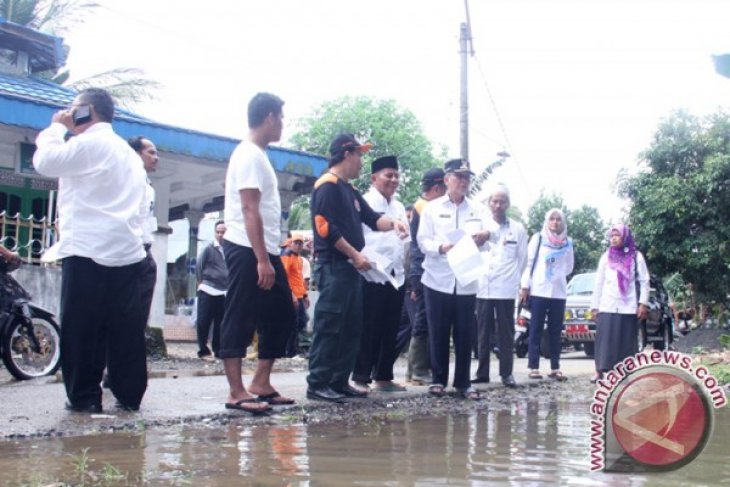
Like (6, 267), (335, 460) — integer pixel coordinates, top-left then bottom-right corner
(562, 272), (675, 357)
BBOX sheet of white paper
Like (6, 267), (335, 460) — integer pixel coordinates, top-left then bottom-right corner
(356, 246), (399, 289)
(446, 234), (488, 286)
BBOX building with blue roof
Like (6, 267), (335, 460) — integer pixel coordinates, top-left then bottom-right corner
(0, 16), (326, 327)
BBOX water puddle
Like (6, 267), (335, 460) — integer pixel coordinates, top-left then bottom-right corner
(0, 398), (727, 486)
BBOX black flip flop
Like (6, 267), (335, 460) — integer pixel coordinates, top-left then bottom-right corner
(225, 398), (271, 415)
(256, 391), (296, 406)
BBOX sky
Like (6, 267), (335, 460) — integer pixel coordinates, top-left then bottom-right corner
(60, 0), (730, 259)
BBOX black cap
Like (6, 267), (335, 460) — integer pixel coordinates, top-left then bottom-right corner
(329, 133), (373, 158)
(444, 158), (475, 176)
(371, 155), (398, 174)
(421, 168), (445, 189)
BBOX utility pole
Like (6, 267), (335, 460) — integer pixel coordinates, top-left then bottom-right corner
(459, 22), (470, 167)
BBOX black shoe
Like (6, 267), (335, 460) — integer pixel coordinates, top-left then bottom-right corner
(501, 375), (517, 388)
(334, 385), (368, 398)
(65, 401), (102, 413)
(471, 377), (490, 384)
(115, 402), (140, 412)
(306, 387), (346, 403)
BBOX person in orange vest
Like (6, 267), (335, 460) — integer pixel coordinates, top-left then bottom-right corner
(280, 236), (309, 357)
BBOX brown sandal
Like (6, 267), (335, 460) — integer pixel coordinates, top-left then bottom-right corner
(428, 384), (445, 397)
(529, 370), (543, 380)
(548, 371), (567, 382)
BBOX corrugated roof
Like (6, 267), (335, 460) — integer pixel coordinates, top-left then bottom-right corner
(0, 72), (327, 173)
(0, 16), (66, 73)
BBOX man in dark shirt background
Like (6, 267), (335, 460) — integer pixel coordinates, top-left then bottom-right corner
(406, 168), (446, 385)
(306, 133), (408, 402)
(195, 220), (228, 360)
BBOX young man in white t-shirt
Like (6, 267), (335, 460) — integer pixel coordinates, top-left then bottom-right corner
(219, 93), (296, 414)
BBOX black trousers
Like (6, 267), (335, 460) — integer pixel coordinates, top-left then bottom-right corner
(139, 248), (157, 326)
(196, 290), (225, 357)
(476, 298), (515, 380)
(60, 256), (146, 409)
(352, 282), (406, 383)
(285, 298), (308, 357)
(424, 285), (475, 389)
(219, 242), (295, 360)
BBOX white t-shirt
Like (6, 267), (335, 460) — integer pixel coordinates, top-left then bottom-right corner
(223, 141), (281, 255)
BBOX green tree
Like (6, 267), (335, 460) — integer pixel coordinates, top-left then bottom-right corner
(619, 109), (730, 305)
(290, 96), (440, 205)
(524, 191), (606, 276)
(3, 0), (161, 107)
(569, 205), (607, 273)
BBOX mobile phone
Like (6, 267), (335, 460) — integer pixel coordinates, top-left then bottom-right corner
(72, 105), (92, 126)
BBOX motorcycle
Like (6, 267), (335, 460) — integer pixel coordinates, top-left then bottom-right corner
(513, 303), (551, 359)
(514, 305), (530, 358)
(0, 258), (61, 380)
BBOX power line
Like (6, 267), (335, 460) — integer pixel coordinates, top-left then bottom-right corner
(470, 52), (532, 195)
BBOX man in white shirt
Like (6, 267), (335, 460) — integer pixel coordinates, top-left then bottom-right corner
(474, 184), (528, 388)
(33, 88), (148, 413)
(417, 159), (490, 399)
(219, 93), (296, 414)
(352, 156), (410, 392)
(128, 136), (159, 328)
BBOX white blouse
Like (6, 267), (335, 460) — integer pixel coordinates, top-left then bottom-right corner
(590, 251), (650, 314)
(520, 233), (574, 299)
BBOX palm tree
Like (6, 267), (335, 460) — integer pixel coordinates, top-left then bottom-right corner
(468, 151), (510, 197)
(2, 0), (161, 107)
(287, 196), (311, 231)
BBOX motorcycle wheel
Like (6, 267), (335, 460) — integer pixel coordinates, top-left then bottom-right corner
(655, 321), (671, 351)
(2, 316), (61, 380)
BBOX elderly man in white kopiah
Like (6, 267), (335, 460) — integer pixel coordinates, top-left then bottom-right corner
(474, 183), (527, 388)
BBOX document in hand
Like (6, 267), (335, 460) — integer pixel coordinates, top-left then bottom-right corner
(356, 246), (399, 289)
(446, 232), (488, 286)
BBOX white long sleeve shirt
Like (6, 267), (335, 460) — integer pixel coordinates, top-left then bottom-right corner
(477, 216), (528, 299)
(417, 194), (489, 295)
(33, 122), (147, 267)
(362, 187), (409, 288)
(591, 251), (650, 314)
(520, 234), (574, 299)
(142, 178), (157, 245)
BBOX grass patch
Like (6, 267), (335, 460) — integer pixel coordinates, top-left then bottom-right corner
(705, 363), (730, 386)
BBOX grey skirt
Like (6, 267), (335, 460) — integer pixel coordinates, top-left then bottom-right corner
(595, 312), (638, 372)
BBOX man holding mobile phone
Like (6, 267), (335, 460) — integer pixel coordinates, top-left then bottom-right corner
(33, 88), (148, 413)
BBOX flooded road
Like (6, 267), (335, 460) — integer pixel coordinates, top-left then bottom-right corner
(1, 396), (727, 486)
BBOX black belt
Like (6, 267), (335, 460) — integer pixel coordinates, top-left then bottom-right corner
(143, 243), (152, 251)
